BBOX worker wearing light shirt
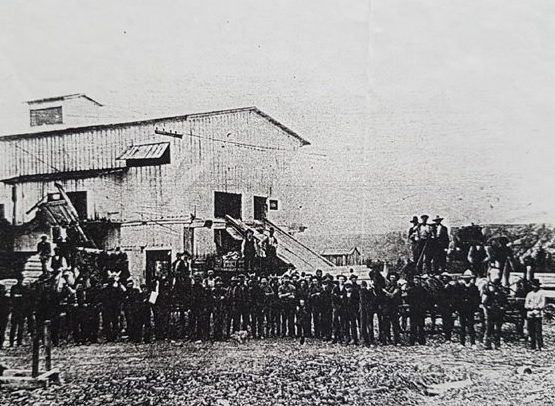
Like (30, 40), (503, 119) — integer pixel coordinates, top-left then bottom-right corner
(524, 279), (546, 350)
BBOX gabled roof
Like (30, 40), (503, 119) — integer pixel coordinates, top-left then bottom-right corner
(321, 247), (361, 256)
(0, 106), (310, 146)
(26, 93), (103, 106)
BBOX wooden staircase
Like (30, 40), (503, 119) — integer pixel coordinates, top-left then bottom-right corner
(225, 216), (334, 272)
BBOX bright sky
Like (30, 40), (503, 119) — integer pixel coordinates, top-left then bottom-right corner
(0, 0), (553, 234)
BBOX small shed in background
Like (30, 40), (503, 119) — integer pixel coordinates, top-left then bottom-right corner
(321, 247), (361, 266)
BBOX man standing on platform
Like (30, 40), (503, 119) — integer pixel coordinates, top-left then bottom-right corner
(416, 215), (434, 273)
(264, 228), (278, 274)
(242, 230), (258, 273)
(408, 216), (420, 263)
(432, 216), (449, 273)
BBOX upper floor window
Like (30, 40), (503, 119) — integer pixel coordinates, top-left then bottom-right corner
(30, 106), (63, 126)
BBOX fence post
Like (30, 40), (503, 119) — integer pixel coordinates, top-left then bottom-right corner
(31, 315), (40, 378)
(44, 320), (52, 371)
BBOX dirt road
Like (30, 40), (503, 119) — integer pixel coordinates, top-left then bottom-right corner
(1, 326), (554, 405)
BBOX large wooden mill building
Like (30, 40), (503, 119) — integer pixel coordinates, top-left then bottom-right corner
(0, 94), (331, 282)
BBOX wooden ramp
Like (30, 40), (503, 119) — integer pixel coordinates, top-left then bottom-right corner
(225, 216), (334, 272)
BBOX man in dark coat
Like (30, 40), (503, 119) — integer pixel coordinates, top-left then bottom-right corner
(439, 272), (457, 341)
(35, 272), (61, 346)
(248, 277), (264, 338)
(9, 276), (28, 347)
(278, 275), (297, 338)
(226, 276), (246, 336)
(242, 230), (258, 273)
(482, 278), (507, 350)
(416, 215), (434, 273)
(0, 285), (9, 349)
(382, 272), (402, 345)
(171, 252), (189, 280)
(136, 284), (153, 343)
(269, 277), (281, 337)
(359, 280), (379, 346)
(343, 281), (359, 345)
(408, 216), (420, 263)
(211, 277), (227, 340)
(432, 216), (449, 273)
(259, 277), (275, 338)
(188, 272), (207, 341)
(319, 277), (334, 341)
(308, 276), (323, 338)
(331, 275), (347, 344)
(123, 280), (142, 342)
(457, 270), (480, 346)
(37, 235), (52, 272)
(101, 277), (125, 342)
(296, 299), (311, 344)
(405, 277), (427, 345)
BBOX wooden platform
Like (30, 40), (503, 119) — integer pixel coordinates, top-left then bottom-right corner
(0, 368), (61, 389)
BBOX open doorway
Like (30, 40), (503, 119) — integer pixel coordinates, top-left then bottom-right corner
(214, 191), (242, 219)
(66, 191), (88, 220)
(253, 196), (267, 221)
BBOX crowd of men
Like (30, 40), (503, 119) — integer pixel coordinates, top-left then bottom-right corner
(0, 264), (547, 352)
(0, 221), (548, 352)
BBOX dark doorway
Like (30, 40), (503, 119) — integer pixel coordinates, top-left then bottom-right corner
(253, 196), (267, 221)
(214, 191), (242, 219)
(145, 249), (171, 286)
(66, 191), (88, 220)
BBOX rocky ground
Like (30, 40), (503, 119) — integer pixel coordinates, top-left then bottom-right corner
(1, 325), (554, 406)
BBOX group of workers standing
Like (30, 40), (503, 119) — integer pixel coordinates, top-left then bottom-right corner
(0, 265), (547, 352)
(0, 222), (548, 353)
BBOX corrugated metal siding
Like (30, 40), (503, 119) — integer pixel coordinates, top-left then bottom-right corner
(0, 109), (302, 277)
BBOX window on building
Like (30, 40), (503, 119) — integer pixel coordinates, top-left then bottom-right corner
(269, 199), (279, 210)
(30, 106), (63, 126)
(214, 192), (242, 219)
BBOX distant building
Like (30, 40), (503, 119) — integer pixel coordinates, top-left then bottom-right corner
(321, 247), (361, 266)
(0, 95), (324, 282)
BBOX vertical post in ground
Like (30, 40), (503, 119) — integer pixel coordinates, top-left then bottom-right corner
(32, 316), (40, 378)
(44, 320), (52, 371)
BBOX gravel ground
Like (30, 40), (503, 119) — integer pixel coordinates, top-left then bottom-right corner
(1, 324), (554, 406)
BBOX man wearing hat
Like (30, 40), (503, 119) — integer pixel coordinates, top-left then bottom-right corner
(37, 235), (52, 272)
(189, 272), (208, 341)
(226, 276), (244, 336)
(342, 280), (359, 345)
(439, 272), (456, 341)
(382, 272), (402, 345)
(171, 252), (189, 280)
(416, 215), (434, 273)
(242, 229), (258, 273)
(405, 276), (427, 345)
(408, 216), (420, 263)
(525, 279), (546, 350)
(211, 277), (227, 340)
(432, 216), (450, 273)
(278, 274), (297, 338)
(482, 278), (507, 350)
(457, 270), (480, 347)
(319, 276), (334, 341)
